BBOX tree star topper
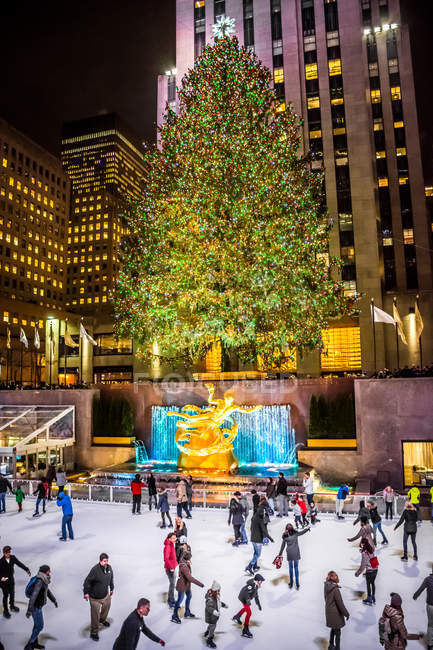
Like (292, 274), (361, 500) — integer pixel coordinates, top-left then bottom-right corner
(212, 15), (236, 39)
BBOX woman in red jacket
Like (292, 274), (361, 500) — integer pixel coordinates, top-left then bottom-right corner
(163, 533), (178, 609)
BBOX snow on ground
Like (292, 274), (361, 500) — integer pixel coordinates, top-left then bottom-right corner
(0, 496), (431, 650)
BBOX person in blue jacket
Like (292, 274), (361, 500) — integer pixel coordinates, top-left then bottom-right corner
(336, 484), (350, 520)
(57, 491), (74, 541)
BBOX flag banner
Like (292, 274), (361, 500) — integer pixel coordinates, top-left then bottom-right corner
(393, 304), (408, 345)
(34, 326), (40, 350)
(65, 330), (79, 348)
(80, 322), (97, 346)
(20, 327), (29, 349)
(415, 301), (424, 339)
(371, 304), (395, 325)
(6, 327), (11, 350)
(49, 324), (55, 354)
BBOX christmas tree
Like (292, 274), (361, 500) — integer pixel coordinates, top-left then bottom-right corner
(114, 35), (354, 367)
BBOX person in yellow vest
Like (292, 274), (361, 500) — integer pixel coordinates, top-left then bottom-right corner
(430, 485), (433, 523)
(407, 486), (421, 524)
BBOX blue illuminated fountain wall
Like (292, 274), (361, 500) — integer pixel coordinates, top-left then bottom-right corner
(150, 404), (297, 467)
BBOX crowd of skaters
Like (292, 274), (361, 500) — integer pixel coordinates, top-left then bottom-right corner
(0, 469), (433, 649)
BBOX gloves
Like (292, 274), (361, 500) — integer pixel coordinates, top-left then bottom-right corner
(26, 570), (31, 576)
(159, 641), (165, 647)
(54, 601), (58, 608)
(26, 611), (31, 618)
(213, 610), (220, 617)
(258, 604), (262, 611)
(221, 602), (228, 608)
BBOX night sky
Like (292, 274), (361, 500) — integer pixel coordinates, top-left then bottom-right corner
(0, 0), (175, 155)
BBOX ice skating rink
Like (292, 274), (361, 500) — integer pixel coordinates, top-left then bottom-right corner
(1, 497), (431, 649)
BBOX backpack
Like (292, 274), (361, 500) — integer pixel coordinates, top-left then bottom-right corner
(370, 555), (379, 569)
(378, 616), (393, 643)
(25, 576), (38, 598)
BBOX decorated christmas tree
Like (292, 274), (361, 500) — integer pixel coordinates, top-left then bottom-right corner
(114, 35), (354, 367)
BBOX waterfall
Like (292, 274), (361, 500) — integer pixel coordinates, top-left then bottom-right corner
(150, 404), (297, 467)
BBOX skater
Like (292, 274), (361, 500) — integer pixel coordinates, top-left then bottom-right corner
(407, 485), (421, 522)
(175, 535), (191, 563)
(353, 499), (370, 525)
(56, 490), (74, 541)
(24, 564), (58, 650)
(277, 522), (310, 589)
(309, 500), (320, 524)
(204, 580), (228, 648)
(379, 592), (408, 649)
(147, 472), (158, 510)
(413, 567), (433, 650)
(175, 477), (191, 519)
(185, 475), (194, 511)
(276, 472), (288, 517)
(394, 501), (418, 561)
(354, 538), (378, 605)
(55, 466), (66, 494)
(157, 487), (173, 528)
(14, 483), (25, 512)
(303, 471), (314, 505)
(239, 492), (249, 544)
(245, 503), (273, 575)
(33, 478), (48, 516)
(0, 475), (13, 513)
(368, 500), (388, 545)
(348, 516), (375, 548)
(83, 552), (114, 642)
(171, 551), (204, 624)
(130, 474), (145, 515)
(232, 574), (265, 639)
(266, 478), (276, 514)
(324, 571), (349, 650)
(291, 498), (303, 529)
(296, 493), (309, 527)
(251, 489), (260, 514)
(173, 516), (187, 539)
(163, 533), (178, 608)
(228, 491), (245, 547)
(113, 598), (165, 650)
(335, 483), (349, 519)
(383, 486), (395, 520)
(46, 464), (56, 500)
(0, 545), (31, 618)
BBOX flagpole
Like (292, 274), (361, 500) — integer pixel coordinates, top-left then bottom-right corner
(371, 298), (376, 373)
(49, 322), (53, 386)
(64, 319), (68, 387)
(80, 317), (84, 385)
(20, 340), (23, 385)
(416, 295), (423, 367)
(393, 297), (399, 369)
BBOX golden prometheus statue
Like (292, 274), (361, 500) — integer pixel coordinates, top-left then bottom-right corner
(167, 383), (262, 471)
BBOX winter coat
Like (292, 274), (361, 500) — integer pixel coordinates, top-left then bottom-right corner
(175, 541), (190, 564)
(381, 604), (408, 649)
(228, 497), (245, 525)
(355, 550), (377, 576)
(174, 522), (187, 539)
(205, 591), (221, 624)
(147, 475), (157, 496)
(83, 563), (114, 599)
(0, 477), (12, 494)
(0, 554), (29, 580)
(279, 528), (309, 561)
(414, 574), (433, 606)
(14, 487), (25, 503)
(250, 510), (270, 543)
(407, 487), (420, 504)
(266, 482), (276, 499)
(113, 610), (162, 650)
(27, 571), (57, 612)
(369, 506), (381, 524)
(176, 481), (187, 503)
(353, 506), (370, 525)
(55, 471), (66, 487)
(130, 479), (145, 495)
(252, 493), (260, 513)
(33, 482), (47, 499)
(395, 509), (418, 534)
(239, 579), (261, 608)
(176, 559), (203, 593)
(185, 479), (193, 499)
(240, 496), (249, 520)
(348, 524), (375, 547)
(297, 498), (307, 515)
(157, 490), (170, 513)
(383, 488), (395, 503)
(303, 476), (314, 495)
(276, 476), (287, 496)
(56, 493), (73, 515)
(292, 503), (301, 518)
(163, 538), (178, 571)
(337, 485), (349, 500)
(324, 581), (349, 629)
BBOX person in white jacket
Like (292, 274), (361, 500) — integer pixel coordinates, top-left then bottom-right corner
(303, 472), (314, 505)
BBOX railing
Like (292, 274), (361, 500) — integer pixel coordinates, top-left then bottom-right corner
(9, 479), (410, 515)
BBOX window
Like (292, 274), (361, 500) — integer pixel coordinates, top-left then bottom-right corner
(328, 59), (341, 76)
(307, 96), (320, 109)
(370, 89), (381, 103)
(274, 68), (284, 84)
(391, 86), (401, 100)
(305, 63), (318, 79)
(378, 177), (388, 187)
(403, 228), (414, 244)
(309, 129), (322, 139)
(321, 327), (361, 371)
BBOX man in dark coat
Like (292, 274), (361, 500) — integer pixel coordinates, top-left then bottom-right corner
(0, 545), (31, 617)
(147, 472), (157, 511)
(25, 565), (58, 650)
(228, 492), (245, 546)
(113, 598), (165, 650)
(83, 553), (114, 641)
(276, 472), (288, 517)
(245, 509), (273, 575)
(0, 476), (13, 513)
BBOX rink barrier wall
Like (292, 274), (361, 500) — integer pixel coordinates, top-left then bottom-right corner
(9, 479), (410, 516)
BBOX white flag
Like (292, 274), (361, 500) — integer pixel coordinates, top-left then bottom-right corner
(393, 304), (408, 345)
(371, 304), (395, 325)
(20, 327), (29, 348)
(80, 322), (97, 346)
(415, 301), (424, 339)
(34, 326), (40, 350)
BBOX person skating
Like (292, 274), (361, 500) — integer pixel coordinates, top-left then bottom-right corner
(24, 564), (58, 650)
(324, 571), (349, 650)
(239, 493), (249, 544)
(147, 472), (158, 511)
(394, 501), (418, 561)
(55, 466), (66, 494)
(303, 471), (314, 505)
(383, 486), (395, 520)
(276, 472), (288, 517)
(266, 478), (276, 514)
(277, 522), (310, 589)
(228, 491), (245, 547)
(163, 533), (178, 608)
(291, 498), (303, 529)
(171, 551), (204, 624)
(379, 592), (408, 649)
(185, 475), (194, 511)
(204, 580), (228, 648)
(353, 499), (370, 525)
(33, 478), (48, 517)
(130, 474), (145, 515)
(14, 483), (25, 512)
(0, 475), (13, 513)
(368, 500), (388, 545)
(245, 505), (273, 575)
(335, 484), (349, 519)
(355, 538), (379, 605)
(347, 516), (375, 548)
(413, 568), (433, 650)
(46, 464), (56, 501)
(173, 516), (187, 539)
(157, 487), (173, 527)
(175, 536), (191, 564)
(83, 552), (114, 641)
(113, 598), (165, 650)
(309, 500), (320, 524)
(56, 490), (74, 541)
(175, 477), (191, 518)
(232, 574), (265, 639)
(251, 489), (260, 514)
(0, 545), (31, 618)
(296, 493), (309, 527)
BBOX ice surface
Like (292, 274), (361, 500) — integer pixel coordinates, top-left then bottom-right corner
(1, 496), (431, 649)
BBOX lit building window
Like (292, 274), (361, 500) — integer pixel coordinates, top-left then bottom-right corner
(328, 59), (342, 76)
(321, 327), (361, 371)
(376, 151), (386, 159)
(309, 129), (322, 139)
(378, 177), (389, 187)
(274, 68), (284, 84)
(396, 147), (407, 156)
(390, 86), (401, 100)
(307, 96), (320, 109)
(394, 121), (404, 128)
(305, 63), (318, 80)
(370, 89), (381, 103)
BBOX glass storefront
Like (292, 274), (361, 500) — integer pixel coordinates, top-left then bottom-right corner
(402, 441), (433, 487)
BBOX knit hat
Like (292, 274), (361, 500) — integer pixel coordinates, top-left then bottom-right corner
(211, 580), (221, 591)
(179, 535), (187, 544)
(390, 592), (402, 608)
(233, 491), (241, 496)
(254, 574), (265, 582)
(39, 565), (50, 574)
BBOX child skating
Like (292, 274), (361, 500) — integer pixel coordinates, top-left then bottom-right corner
(232, 574), (265, 638)
(204, 580), (228, 648)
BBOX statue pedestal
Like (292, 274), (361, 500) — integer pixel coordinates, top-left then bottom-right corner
(177, 449), (238, 471)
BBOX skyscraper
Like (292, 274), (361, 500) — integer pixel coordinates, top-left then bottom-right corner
(157, 0), (432, 374)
